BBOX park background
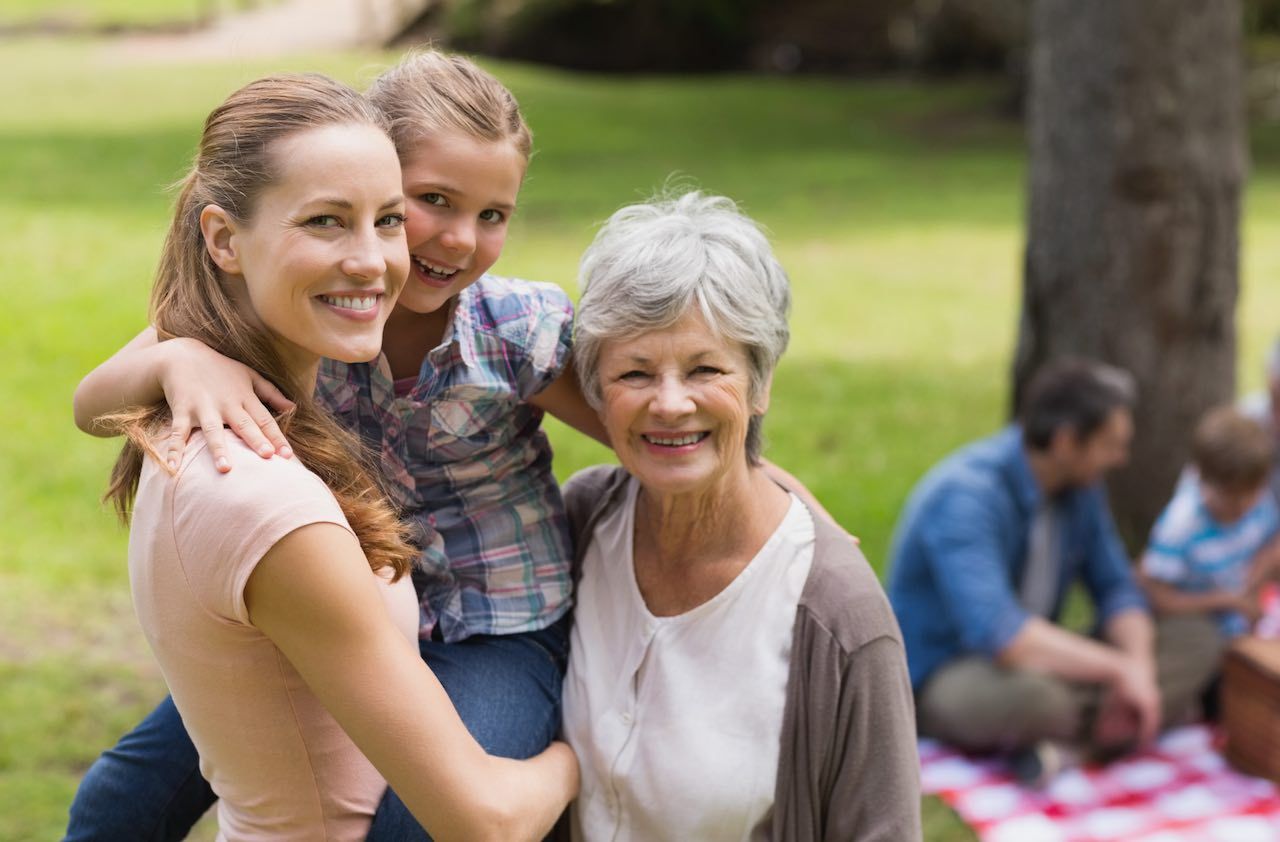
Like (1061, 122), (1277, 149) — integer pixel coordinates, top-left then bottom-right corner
(3, 1), (1279, 839)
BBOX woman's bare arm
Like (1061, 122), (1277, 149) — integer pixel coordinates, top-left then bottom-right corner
(74, 328), (293, 471)
(245, 523), (578, 841)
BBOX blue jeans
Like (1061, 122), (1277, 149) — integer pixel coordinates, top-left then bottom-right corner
(64, 616), (570, 841)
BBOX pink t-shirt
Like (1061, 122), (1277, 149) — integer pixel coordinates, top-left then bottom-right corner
(128, 433), (418, 841)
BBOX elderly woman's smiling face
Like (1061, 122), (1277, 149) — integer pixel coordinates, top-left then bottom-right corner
(597, 309), (767, 498)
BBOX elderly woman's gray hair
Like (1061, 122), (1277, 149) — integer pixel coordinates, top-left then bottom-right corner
(574, 190), (791, 465)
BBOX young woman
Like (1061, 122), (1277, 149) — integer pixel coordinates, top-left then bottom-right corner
(84, 71), (575, 841)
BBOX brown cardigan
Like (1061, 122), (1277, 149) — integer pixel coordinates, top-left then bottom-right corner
(555, 465), (922, 842)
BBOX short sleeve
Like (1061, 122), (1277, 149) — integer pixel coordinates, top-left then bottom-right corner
(1141, 487), (1199, 585)
(510, 281), (574, 400)
(170, 438), (352, 625)
(1254, 492), (1280, 543)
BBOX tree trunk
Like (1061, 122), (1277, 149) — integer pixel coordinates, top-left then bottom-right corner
(1016, 0), (1246, 549)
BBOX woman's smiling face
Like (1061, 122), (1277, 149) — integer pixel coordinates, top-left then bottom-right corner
(596, 310), (766, 499)
(219, 123), (408, 373)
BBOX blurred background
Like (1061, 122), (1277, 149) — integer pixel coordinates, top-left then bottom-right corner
(3, 1), (1280, 838)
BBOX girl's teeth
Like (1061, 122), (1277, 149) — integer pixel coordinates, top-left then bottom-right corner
(414, 257), (458, 277)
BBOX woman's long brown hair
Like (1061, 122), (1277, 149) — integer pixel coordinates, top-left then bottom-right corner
(103, 73), (414, 579)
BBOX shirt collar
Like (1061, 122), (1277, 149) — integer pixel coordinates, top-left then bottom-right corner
(1002, 424), (1044, 513)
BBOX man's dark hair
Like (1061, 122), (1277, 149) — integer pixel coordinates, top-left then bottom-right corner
(1019, 358), (1136, 451)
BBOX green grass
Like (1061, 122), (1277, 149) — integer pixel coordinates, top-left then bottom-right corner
(0, 0), (206, 29)
(5, 32), (1280, 841)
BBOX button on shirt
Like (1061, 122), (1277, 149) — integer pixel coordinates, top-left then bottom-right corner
(563, 479), (816, 842)
(886, 425), (1148, 690)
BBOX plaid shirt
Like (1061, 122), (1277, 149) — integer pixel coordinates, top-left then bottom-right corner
(316, 275), (575, 642)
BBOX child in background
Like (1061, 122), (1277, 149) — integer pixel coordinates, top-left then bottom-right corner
(1141, 406), (1280, 642)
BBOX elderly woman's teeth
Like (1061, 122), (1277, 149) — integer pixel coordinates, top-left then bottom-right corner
(319, 294), (377, 311)
(644, 433), (707, 446)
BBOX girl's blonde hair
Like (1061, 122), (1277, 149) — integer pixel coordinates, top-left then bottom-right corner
(104, 73), (415, 580)
(368, 49), (532, 163)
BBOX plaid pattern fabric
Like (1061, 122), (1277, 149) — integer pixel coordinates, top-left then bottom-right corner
(316, 275), (575, 642)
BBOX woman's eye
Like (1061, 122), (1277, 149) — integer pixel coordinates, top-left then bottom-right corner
(619, 370), (649, 381)
(308, 215), (341, 228)
(691, 365), (722, 377)
(480, 208), (506, 224)
(420, 193), (446, 207)
(378, 213), (406, 228)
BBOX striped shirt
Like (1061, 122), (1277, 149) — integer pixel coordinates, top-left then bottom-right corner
(316, 275), (575, 642)
(1142, 471), (1280, 638)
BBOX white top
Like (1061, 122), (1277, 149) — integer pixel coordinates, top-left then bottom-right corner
(129, 434), (418, 841)
(562, 478), (816, 842)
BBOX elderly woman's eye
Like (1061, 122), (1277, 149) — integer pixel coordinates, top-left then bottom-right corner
(691, 365), (722, 376)
(619, 370), (649, 381)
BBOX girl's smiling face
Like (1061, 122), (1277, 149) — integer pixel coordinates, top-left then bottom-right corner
(397, 130), (526, 315)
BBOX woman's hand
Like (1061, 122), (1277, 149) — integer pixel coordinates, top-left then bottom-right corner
(158, 338), (295, 472)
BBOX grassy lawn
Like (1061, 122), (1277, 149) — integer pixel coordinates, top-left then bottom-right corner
(0, 0), (263, 30)
(3, 33), (1280, 841)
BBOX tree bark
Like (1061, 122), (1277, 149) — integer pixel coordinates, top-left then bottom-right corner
(1016, 0), (1246, 548)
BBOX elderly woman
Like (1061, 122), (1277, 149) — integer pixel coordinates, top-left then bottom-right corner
(560, 191), (921, 841)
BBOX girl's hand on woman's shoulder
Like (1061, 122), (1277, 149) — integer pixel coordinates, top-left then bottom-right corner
(159, 337), (295, 473)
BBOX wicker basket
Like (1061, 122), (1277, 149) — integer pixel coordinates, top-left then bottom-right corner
(1221, 636), (1280, 781)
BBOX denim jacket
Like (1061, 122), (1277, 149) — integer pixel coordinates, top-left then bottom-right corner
(887, 425), (1148, 690)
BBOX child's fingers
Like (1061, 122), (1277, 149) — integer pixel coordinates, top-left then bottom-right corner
(244, 398), (293, 459)
(166, 415), (193, 472)
(198, 414), (232, 473)
(252, 374), (295, 414)
(231, 409), (279, 459)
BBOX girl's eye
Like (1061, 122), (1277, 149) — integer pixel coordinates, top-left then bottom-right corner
(420, 193), (446, 206)
(480, 209), (506, 224)
(377, 213), (406, 228)
(308, 215), (341, 228)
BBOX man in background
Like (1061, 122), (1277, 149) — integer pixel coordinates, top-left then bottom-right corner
(888, 359), (1220, 778)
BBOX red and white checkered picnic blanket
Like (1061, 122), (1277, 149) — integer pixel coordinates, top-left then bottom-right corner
(919, 726), (1280, 841)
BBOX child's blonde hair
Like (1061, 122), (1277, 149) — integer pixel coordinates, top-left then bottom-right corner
(1193, 406), (1274, 491)
(369, 49), (532, 163)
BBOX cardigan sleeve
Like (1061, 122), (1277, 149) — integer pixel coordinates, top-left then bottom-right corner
(772, 519), (922, 841)
(825, 633), (920, 840)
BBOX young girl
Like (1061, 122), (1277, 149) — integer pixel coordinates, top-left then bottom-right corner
(88, 70), (576, 841)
